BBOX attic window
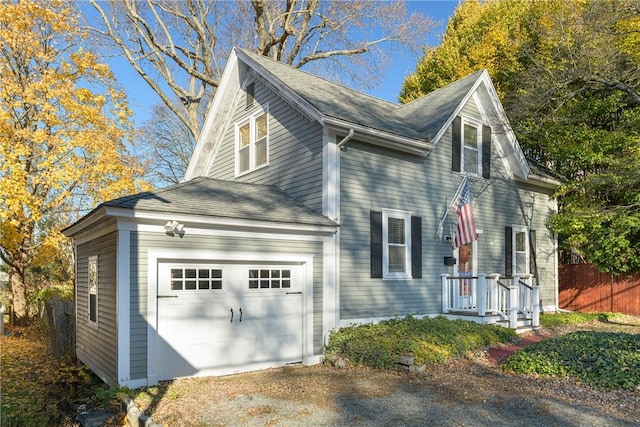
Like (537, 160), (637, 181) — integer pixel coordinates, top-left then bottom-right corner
(463, 122), (480, 175)
(235, 107), (269, 175)
(452, 116), (492, 179)
(246, 82), (254, 108)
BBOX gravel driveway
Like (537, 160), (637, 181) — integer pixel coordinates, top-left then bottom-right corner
(133, 320), (640, 426)
(136, 357), (640, 426)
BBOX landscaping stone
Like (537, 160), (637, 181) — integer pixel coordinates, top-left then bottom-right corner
(75, 410), (114, 427)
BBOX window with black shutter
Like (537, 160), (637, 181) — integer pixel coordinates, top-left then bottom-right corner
(370, 210), (422, 279)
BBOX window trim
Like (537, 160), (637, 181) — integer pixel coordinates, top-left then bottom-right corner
(235, 106), (270, 176)
(460, 116), (483, 177)
(512, 225), (530, 275)
(88, 255), (98, 325)
(382, 209), (413, 279)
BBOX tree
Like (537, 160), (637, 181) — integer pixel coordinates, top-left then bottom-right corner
(88, 0), (436, 143)
(400, 0), (640, 273)
(138, 102), (198, 185)
(0, 0), (148, 325)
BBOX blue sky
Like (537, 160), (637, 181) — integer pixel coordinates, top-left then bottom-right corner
(107, 1), (459, 126)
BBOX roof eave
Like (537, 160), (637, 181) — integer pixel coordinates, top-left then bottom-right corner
(323, 117), (433, 155)
(105, 206), (338, 235)
(514, 174), (562, 189)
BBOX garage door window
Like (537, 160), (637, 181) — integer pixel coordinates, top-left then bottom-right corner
(248, 269), (291, 289)
(171, 268), (222, 291)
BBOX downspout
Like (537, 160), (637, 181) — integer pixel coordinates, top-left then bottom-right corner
(337, 129), (355, 149)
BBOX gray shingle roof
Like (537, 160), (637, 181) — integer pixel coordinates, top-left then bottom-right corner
(103, 177), (337, 227)
(239, 49), (482, 142)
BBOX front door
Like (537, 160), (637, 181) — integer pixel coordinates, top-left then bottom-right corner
(455, 240), (477, 309)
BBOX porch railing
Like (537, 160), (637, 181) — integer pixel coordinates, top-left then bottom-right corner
(441, 273), (540, 329)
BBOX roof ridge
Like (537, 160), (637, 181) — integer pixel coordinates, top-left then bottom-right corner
(237, 48), (402, 109)
(399, 69), (486, 110)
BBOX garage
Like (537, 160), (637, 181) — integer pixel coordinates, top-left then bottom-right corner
(155, 261), (304, 380)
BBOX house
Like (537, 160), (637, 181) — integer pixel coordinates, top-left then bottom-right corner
(63, 48), (561, 387)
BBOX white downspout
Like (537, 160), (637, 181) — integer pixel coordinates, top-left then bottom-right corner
(337, 129), (355, 149)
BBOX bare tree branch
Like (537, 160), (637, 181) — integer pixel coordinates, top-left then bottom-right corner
(86, 0), (436, 146)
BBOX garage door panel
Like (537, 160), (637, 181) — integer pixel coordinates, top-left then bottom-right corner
(156, 261), (304, 380)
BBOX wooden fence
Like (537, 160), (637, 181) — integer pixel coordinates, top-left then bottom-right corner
(559, 264), (640, 316)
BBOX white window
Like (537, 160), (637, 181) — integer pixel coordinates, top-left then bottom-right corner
(88, 255), (98, 324)
(512, 226), (530, 275)
(461, 117), (482, 175)
(248, 268), (291, 290)
(235, 108), (269, 175)
(382, 209), (412, 279)
(170, 267), (223, 291)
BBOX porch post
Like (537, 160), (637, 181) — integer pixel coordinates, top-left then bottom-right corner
(509, 274), (520, 329)
(477, 274), (486, 316)
(486, 274), (500, 313)
(441, 274), (449, 314)
(532, 285), (540, 327)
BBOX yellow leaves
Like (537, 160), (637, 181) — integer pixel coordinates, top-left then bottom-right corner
(0, 0), (148, 278)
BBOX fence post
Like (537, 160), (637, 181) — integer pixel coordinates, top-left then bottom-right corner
(510, 274), (520, 329)
(477, 274), (486, 317)
(441, 274), (449, 314)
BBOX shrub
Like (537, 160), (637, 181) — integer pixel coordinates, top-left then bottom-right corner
(502, 331), (640, 390)
(326, 316), (516, 369)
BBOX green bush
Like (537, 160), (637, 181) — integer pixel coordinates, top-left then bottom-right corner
(502, 331), (640, 390)
(326, 316), (516, 369)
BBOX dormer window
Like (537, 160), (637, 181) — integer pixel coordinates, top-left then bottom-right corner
(452, 115), (491, 179)
(235, 108), (269, 175)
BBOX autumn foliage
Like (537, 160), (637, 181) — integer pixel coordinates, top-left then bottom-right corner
(0, 0), (148, 324)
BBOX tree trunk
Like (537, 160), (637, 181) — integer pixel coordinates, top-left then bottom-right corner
(10, 272), (29, 326)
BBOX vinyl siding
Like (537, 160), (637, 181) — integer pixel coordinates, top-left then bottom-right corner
(207, 78), (324, 213)
(128, 231), (324, 380)
(339, 97), (558, 319)
(76, 231), (118, 385)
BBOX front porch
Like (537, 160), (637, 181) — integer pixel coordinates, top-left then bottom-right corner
(440, 274), (540, 331)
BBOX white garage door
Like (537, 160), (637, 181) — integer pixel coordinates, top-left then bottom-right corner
(156, 262), (303, 380)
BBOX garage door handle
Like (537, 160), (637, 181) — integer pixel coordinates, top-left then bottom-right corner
(230, 308), (234, 323)
(158, 295), (178, 298)
(239, 307), (242, 322)
(286, 291), (302, 295)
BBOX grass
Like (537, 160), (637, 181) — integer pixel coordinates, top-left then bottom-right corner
(540, 311), (624, 327)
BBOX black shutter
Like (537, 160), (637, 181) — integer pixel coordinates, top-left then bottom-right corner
(529, 229), (537, 276)
(482, 124), (491, 179)
(505, 226), (513, 277)
(452, 116), (462, 172)
(370, 211), (383, 278)
(411, 216), (422, 279)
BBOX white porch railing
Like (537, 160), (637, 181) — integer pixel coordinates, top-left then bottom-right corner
(440, 273), (540, 329)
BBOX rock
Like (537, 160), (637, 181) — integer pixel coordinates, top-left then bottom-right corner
(76, 410), (114, 427)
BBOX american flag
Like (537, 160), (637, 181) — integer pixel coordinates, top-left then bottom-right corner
(452, 179), (478, 250)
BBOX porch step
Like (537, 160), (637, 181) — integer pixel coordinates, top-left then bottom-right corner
(494, 317), (537, 332)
